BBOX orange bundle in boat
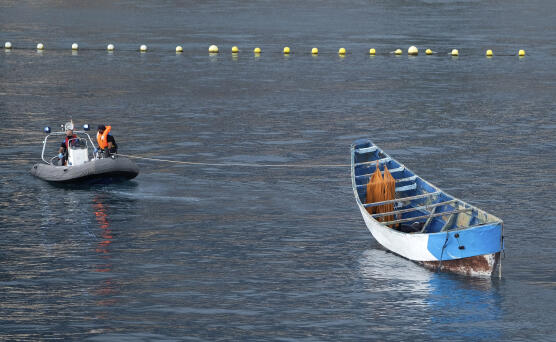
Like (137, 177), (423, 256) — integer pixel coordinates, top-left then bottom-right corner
(382, 165), (397, 227)
(366, 161), (397, 227)
(366, 161), (383, 215)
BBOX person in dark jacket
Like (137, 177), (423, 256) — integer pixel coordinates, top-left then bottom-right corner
(58, 122), (77, 165)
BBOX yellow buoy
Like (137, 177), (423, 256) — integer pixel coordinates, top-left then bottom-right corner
(451, 49), (459, 56)
(338, 47), (346, 55)
(176, 45), (183, 53)
(408, 46), (418, 55)
(425, 48), (432, 55)
(232, 46), (239, 53)
(37, 43), (44, 50)
(254, 47), (261, 54)
(208, 45), (219, 53)
(140, 44), (147, 52)
(486, 49), (493, 57)
(369, 48), (376, 55)
(518, 49), (525, 57)
(394, 49), (402, 55)
(4, 42), (12, 49)
(71, 43), (78, 50)
(283, 46), (290, 54)
(107, 44), (114, 51)
(311, 47), (318, 55)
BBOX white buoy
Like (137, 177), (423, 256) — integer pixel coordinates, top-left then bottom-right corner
(140, 44), (147, 52)
(37, 43), (44, 50)
(408, 46), (418, 55)
(208, 45), (219, 53)
(71, 43), (78, 50)
(176, 45), (183, 53)
(107, 44), (114, 51)
(5, 42), (12, 49)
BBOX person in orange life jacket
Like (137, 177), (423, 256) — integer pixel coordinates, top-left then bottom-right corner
(96, 125), (118, 156)
(58, 122), (77, 165)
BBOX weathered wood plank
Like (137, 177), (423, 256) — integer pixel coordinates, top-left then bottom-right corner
(396, 183), (417, 192)
(355, 166), (405, 178)
(372, 199), (458, 218)
(355, 174), (417, 187)
(382, 208), (472, 226)
(354, 157), (391, 166)
(363, 191), (442, 208)
(355, 146), (377, 154)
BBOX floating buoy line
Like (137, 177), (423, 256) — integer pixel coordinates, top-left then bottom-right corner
(2, 41), (528, 58)
(117, 153), (350, 168)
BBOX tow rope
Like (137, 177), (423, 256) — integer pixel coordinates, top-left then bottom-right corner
(117, 153), (349, 168)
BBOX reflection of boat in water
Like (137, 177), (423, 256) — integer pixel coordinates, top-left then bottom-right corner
(351, 139), (504, 277)
(30, 123), (139, 184)
(92, 195), (119, 307)
(93, 197), (113, 257)
(358, 249), (502, 340)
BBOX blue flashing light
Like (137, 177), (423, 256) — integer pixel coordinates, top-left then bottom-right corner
(83, 124), (90, 131)
(44, 126), (51, 134)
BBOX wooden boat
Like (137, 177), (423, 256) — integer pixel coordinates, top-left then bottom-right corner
(351, 139), (504, 277)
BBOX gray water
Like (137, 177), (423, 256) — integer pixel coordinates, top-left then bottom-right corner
(1, 1), (556, 341)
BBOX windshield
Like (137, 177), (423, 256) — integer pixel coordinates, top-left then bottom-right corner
(69, 138), (88, 149)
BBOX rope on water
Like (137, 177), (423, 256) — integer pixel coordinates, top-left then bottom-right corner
(117, 153), (350, 168)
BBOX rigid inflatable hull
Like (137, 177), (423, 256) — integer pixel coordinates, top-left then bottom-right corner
(30, 157), (139, 184)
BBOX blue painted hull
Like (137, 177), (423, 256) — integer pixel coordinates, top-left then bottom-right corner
(426, 223), (501, 261)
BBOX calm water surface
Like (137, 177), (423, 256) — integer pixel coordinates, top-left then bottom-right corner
(1, 1), (555, 341)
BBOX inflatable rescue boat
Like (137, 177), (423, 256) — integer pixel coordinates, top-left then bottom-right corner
(30, 123), (139, 184)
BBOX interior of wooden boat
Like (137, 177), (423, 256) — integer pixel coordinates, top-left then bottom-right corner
(352, 140), (500, 234)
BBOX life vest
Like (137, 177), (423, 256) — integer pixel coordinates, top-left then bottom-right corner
(64, 134), (77, 149)
(96, 126), (112, 149)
